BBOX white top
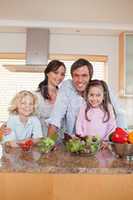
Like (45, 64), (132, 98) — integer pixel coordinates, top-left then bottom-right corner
(4, 115), (43, 142)
(35, 91), (54, 136)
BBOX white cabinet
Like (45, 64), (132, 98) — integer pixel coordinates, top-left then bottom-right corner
(119, 32), (133, 96)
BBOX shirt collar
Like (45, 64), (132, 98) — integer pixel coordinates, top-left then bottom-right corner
(15, 115), (32, 126)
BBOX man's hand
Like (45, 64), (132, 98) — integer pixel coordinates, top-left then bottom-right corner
(48, 124), (58, 138)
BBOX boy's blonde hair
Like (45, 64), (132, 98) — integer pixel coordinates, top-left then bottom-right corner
(8, 90), (38, 115)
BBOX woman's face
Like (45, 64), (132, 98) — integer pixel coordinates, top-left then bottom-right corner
(47, 65), (65, 87)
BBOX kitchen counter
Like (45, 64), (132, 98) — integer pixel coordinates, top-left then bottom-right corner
(0, 144), (133, 200)
(0, 144), (133, 174)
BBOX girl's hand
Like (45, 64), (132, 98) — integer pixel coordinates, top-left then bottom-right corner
(71, 134), (79, 139)
(100, 141), (108, 151)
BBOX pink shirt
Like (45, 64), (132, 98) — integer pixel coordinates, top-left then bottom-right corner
(76, 104), (116, 140)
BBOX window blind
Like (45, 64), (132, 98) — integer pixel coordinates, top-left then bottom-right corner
(0, 59), (106, 121)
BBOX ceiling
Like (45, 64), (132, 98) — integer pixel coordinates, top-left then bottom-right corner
(0, 0), (133, 24)
(0, 0), (133, 35)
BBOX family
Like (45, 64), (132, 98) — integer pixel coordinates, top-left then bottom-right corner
(1, 58), (127, 146)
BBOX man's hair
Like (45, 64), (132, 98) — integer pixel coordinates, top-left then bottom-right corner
(71, 58), (93, 80)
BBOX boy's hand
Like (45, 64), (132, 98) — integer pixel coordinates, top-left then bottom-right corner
(5, 141), (19, 148)
(17, 139), (33, 151)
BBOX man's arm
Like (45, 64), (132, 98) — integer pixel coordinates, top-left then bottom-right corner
(108, 86), (127, 129)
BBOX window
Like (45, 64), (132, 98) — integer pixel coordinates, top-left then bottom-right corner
(63, 60), (105, 80)
(0, 59), (44, 121)
(0, 55), (107, 121)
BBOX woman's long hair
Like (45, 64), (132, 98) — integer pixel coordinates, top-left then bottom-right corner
(37, 60), (66, 100)
(84, 79), (115, 122)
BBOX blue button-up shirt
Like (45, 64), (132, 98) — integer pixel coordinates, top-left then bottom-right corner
(47, 79), (127, 135)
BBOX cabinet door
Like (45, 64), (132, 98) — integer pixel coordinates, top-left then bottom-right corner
(119, 32), (133, 96)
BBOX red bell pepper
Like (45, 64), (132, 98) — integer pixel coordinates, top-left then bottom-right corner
(111, 128), (128, 143)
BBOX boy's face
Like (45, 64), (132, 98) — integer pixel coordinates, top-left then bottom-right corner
(87, 86), (104, 108)
(72, 66), (90, 93)
(17, 95), (34, 117)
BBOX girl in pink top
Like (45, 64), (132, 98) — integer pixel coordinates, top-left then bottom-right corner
(76, 80), (117, 140)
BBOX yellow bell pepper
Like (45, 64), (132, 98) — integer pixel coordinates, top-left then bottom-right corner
(128, 131), (133, 144)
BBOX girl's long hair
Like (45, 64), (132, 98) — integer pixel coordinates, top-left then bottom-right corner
(84, 79), (115, 122)
(37, 60), (66, 100)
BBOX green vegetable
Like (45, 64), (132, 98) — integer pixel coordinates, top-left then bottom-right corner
(90, 143), (99, 153)
(38, 137), (55, 153)
(65, 135), (101, 154)
(85, 135), (101, 153)
(85, 135), (100, 145)
(66, 138), (85, 153)
(49, 132), (58, 142)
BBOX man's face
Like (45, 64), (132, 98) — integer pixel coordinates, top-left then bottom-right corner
(72, 65), (90, 93)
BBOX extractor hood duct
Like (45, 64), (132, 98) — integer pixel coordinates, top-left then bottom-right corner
(4, 28), (49, 72)
(26, 28), (49, 65)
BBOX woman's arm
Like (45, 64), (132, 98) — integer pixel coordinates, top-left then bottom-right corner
(32, 117), (43, 139)
(0, 122), (12, 135)
(47, 82), (70, 133)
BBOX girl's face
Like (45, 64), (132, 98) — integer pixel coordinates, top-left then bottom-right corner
(47, 65), (65, 87)
(17, 95), (34, 117)
(87, 86), (104, 108)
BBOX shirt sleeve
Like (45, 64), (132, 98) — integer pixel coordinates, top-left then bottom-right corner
(76, 105), (86, 137)
(3, 116), (16, 142)
(108, 85), (127, 129)
(46, 82), (70, 129)
(32, 117), (43, 139)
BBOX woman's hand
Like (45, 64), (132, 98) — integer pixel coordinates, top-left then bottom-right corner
(0, 122), (11, 135)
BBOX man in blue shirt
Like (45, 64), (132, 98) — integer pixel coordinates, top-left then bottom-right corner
(47, 58), (127, 137)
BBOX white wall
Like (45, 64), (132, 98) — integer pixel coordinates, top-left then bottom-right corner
(0, 33), (26, 52)
(0, 32), (119, 92)
(50, 34), (119, 92)
(0, 32), (133, 127)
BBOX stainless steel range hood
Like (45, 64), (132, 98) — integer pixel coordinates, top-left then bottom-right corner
(4, 28), (49, 72)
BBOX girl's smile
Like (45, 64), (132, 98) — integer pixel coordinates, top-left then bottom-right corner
(87, 86), (104, 108)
